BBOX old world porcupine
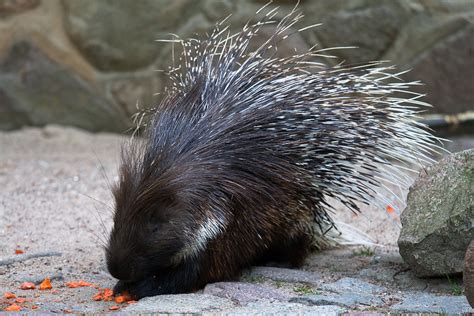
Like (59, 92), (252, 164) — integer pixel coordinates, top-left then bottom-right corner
(106, 7), (440, 298)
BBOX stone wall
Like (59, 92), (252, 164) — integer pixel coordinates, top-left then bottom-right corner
(0, 0), (472, 132)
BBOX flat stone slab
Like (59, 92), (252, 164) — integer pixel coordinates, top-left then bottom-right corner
(10, 272), (63, 284)
(290, 293), (383, 308)
(204, 282), (290, 303)
(221, 301), (343, 315)
(32, 302), (100, 314)
(391, 292), (473, 314)
(248, 266), (320, 285)
(320, 277), (386, 295)
(123, 294), (234, 314)
(0, 251), (62, 267)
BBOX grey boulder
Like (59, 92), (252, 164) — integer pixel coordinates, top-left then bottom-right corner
(398, 149), (474, 277)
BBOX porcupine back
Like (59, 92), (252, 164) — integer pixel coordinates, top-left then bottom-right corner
(128, 6), (440, 252)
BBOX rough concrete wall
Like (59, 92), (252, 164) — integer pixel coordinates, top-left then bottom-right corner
(0, 0), (472, 132)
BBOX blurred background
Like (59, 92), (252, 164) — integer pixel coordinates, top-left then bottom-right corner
(0, 0), (472, 147)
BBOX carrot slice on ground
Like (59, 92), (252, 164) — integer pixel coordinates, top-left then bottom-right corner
(5, 304), (21, 311)
(121, 291), (134, 301)
(115, 290), (135, 303)
(15, 249), (24, 254)
(114, 295), (126, 303)
(15, 297), (27, 303)
(39, 278), (52, 290)
(65, 280), (95, 288)
(78, 280), (94, 287)
(109, 305), (120, 311)
(65, 281), (78, 288)
(91, 287), (115, 302)
(102, 288), (113, 301)
(20, 282), (35, 290)
(92, 292), (103, 301)
(3, 292), (16, 299)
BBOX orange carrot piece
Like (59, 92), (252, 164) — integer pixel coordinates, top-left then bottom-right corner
(39, 278), (52, 290)
(65, 280), (95, 288)
(114, 295), (126, 303)
(102, 288), (113, 301)
(20, 282), (35, 290)
(78, 280), (94, 287)
(92, 292), (103, 301)
(5, 304), (21, 311)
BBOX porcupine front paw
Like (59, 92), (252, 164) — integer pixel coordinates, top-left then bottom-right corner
(112, 280), (129, 296)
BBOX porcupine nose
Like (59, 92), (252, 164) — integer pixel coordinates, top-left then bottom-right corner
(106, 253), (135, 281)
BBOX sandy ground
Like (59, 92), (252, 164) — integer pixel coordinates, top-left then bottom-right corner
(0, 126), (122, 312)
(0, 125), (471, 312)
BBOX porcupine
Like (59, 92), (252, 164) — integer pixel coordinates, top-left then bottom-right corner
(105, 6), (440, 298)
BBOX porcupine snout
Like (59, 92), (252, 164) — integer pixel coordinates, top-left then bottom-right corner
(106, 246), (140, 282)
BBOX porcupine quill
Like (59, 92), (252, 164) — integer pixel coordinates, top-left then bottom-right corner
(107, 4), (443, 298)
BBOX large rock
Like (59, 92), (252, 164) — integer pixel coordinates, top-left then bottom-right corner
(202, 0), (234, 21)
(62, 0), (199, 71)
(403, 21), (474, 114)
(398, 149), (474, 277)
(0, 41), (128, 132)
(100, 72), (162, 117)
(420, 0), (474, 14)
(312, 2), (411, 64)
(0, 0), (39, 16)
(382, 14), (470, 68)
(465, 240), (474, 308)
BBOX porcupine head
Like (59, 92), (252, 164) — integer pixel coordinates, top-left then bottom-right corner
(105, 5), (441, 299)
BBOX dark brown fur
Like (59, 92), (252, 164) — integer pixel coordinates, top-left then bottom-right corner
(105, 79), (330, 298)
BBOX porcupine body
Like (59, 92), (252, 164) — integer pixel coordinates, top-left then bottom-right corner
(106, 7), (439, 298)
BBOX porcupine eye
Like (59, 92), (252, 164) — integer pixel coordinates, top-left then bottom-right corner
(149, 207), (173, 228)
(145, 203), (179, 240)
(148, 221), (166, 235)
(150, 224), (161, 234)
